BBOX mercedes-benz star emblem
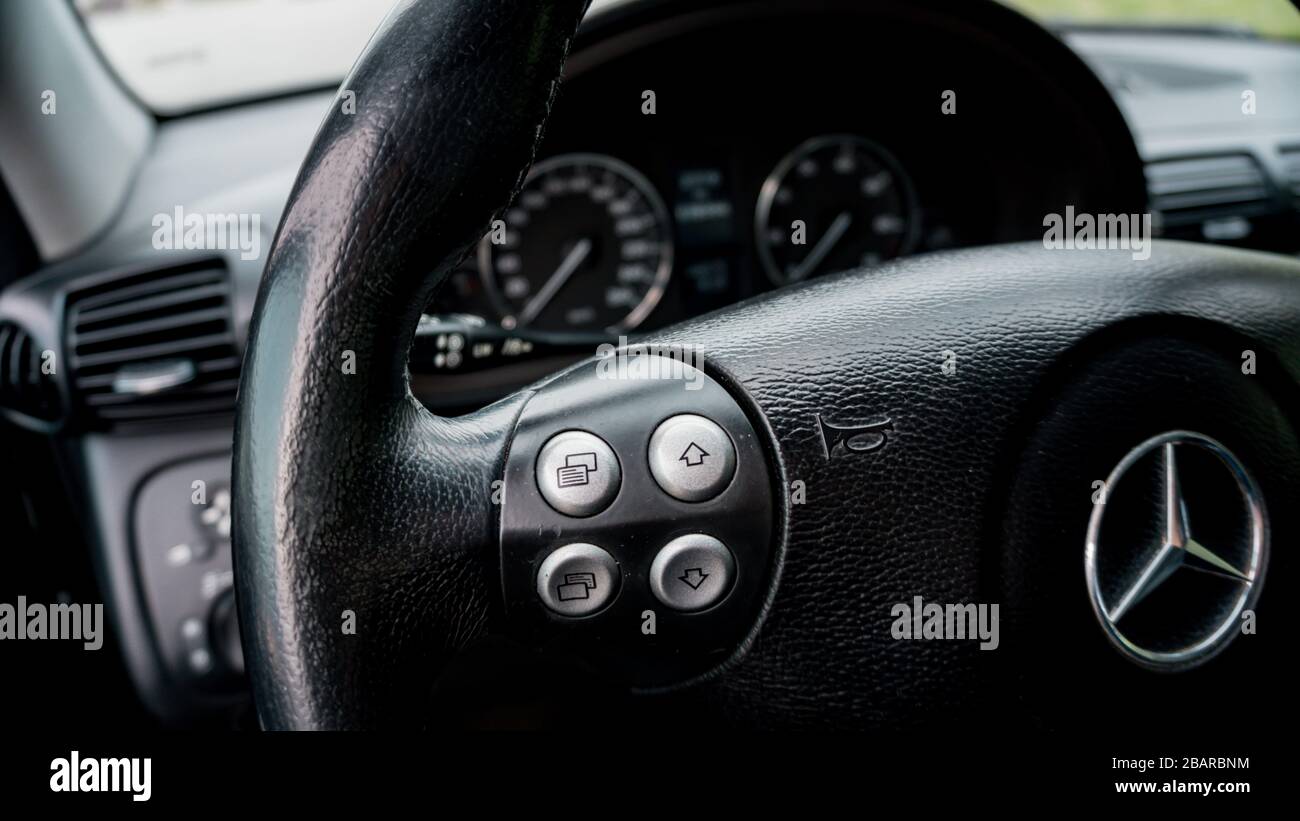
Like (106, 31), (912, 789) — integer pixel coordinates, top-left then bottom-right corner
(1085, 431), (1268, 671)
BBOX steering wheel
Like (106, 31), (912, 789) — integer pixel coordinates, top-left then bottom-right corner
(233, 0), (1300, 729)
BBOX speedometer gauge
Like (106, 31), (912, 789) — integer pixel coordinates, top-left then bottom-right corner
(479, 153), (673, 333)
(755, 135), (919, 286)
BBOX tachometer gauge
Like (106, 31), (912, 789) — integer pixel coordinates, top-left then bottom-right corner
(755, 135), (919, 286)
(479, 153), (673, 333)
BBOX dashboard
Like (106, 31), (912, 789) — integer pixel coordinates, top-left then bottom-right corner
(3, 0), (1297, 725)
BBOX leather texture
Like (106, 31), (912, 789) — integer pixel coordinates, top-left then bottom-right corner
(644, 241), (1300, 728)
(233, 0), (590, 730)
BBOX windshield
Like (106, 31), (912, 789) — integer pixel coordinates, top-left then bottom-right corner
(1004, 0), (1300, 38)
(74, 0), (395, 115)
(75, 0), (1300, 116)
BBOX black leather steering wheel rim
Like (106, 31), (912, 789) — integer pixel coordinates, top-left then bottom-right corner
(234, 0), (1300, 730)
(233, 0), (591, 730)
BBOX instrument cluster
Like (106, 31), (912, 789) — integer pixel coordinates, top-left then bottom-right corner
(420, 133), (955, 394)
(460, 133), (926, 333)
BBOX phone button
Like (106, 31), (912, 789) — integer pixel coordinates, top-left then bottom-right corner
(536, 543), (620, 617)
(536, 430), (622, 517)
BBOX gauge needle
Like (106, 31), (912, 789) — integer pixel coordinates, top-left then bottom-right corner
(790, 211), (852, 282)
(517, 237), (592, 326)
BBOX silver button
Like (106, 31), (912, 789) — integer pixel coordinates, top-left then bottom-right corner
(536, 543), (620, 617)
(536, 430), (621, 517)
(649, 533), (735, 612)
(647, 414), (736, 502)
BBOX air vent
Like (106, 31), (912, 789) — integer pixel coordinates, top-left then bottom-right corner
(0, 321), (61, 422)
(65, 259), (240, 426)
(1145, 154), (1271, 225)
(1280, 145), (1300, 202)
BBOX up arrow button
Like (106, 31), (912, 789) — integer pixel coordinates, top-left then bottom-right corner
(649, 414), (736, 502)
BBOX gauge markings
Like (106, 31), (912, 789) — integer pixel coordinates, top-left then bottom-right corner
(756, 135), (919, 285)
(479, 153), (673, 333)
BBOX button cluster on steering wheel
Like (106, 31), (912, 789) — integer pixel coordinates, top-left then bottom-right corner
(533, 415), (738, 616)
(497, 354), (777, 687)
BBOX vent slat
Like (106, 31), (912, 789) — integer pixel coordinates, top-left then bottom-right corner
(0, 321), (62, 422)
(72, 307), (230, 349)
(1148, 174), (1266, 195)
(1151, 186), (1269, 211)
(73, 283), (228, 328)
(0, 325), (12, 402)
(64, 259), (239, 427)
(84, 379), (241, 407)
(9, 331), (26, 390)
(0, 325), (14, 407)
(74, 355), (242, 391)
(1146, 154), (1270, 217)
(94, 396), (237, 421)
(71, 332), (235, 370)
(1281, 146), (1300, 199)
(68, 268), (225, 314)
